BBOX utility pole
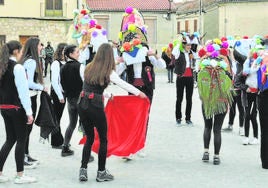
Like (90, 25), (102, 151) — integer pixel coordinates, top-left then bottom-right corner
(199, 0), (203, 36)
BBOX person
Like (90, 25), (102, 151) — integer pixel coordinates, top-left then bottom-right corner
(161, 43), (174, 83)
(172, 35), (195, 125)
(60, 44), (85, 157)
(256, 37), (268, 169)
(0, 40), (36, 184)
(77, 43), (147, 182)
(40, 43), (46, 72)
(222, 39), (251, 135)
(50, 43), (67, 149)
(197, 39), (233, 165)
(222, 48), (247, 135)
(21, 37), (47, 168)
(44, 41), (54, 77)
(242, 52), (259, 145)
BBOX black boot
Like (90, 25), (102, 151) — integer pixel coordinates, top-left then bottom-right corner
(61, 145), (74, 157)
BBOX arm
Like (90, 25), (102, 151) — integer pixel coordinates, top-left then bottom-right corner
(80, 64), (85, 81)
(51, 61), (64, 100)
(14, 64), (33, 116)
(148, 56), (166, 69)
(110, 70), (140, 96)
(24, 59), (44, 91)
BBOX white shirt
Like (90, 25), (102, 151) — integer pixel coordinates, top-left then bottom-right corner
(51, 60), (65, 100)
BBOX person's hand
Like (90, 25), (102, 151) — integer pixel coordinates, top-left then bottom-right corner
(26, 115), (34, 125)
(116, 57), (124, 63)
(43, 86), (49, 93)
(59, 99), (65, 103)
(138, 92), (147, 99)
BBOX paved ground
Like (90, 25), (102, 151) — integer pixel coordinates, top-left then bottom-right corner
(0, 71), (268, 188)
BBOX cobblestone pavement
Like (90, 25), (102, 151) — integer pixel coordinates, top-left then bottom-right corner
(0, 72), (268, 188)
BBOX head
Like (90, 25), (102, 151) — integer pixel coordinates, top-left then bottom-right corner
(84, 43), (115, 86)
(20, 37), (43, 83)
(54, 43), (67, 61)
(64, 45), (79, 62)
(47, 41), (51, 46)
(20, 37), (41, 64)
(0, 40), (22, 79)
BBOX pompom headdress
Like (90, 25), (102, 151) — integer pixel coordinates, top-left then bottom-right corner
(71, 8), (108, 52)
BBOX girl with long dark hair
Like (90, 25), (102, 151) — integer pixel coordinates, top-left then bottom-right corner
(60, 44), (84, 157)
(78, 43), (146, 182)
(50, 43), (67, 149)
(20, 37), (47, 168)
(0, 40), (36, 184)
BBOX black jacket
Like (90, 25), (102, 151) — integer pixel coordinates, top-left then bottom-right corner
(35, 91), (58, 139)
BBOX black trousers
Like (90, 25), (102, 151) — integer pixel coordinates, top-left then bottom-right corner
(228, 91), (244, 127)
(258, 90), (268, 169)
(78, 99), (107, 171)
(63, 97), (79, 146)
(0, 108), (27, 172)
(25, 95), (37, 155)
(44, 58), (52, 77)
(50, 89), (65, 146)
(244, 93), (258, 138)
(175, 76), (194, 121)
(202, 106), (226, 155)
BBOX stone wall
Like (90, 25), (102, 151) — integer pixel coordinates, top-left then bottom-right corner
(0, 18), (73, 48)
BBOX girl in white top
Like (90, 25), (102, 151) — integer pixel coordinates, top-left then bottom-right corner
(50, 43), (68, 148)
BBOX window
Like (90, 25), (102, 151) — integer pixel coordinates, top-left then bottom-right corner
(94, 15), (109, 39)
(45, 0), (63, 17)
(0, 0), (4, 5)
(0, 35), (6, 49)
(194, 20), (198, 32)
(177, 21), (181, 34)
(144, 18), (157, 44)
(185, 20), (189, 33)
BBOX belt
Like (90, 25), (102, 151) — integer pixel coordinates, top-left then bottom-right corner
(80, 91), (104, 100)
(0, 104), (20, 110)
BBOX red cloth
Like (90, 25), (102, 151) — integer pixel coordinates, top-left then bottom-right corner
(79, 95), (150, 157)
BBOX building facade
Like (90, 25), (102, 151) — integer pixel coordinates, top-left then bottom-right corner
(175, 0), (268, 43)
(0, 0), (78, 48)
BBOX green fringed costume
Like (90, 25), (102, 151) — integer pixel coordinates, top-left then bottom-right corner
(198, 66), (234, 119)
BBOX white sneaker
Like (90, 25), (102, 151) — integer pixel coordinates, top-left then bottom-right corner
(24, 161), (37, 169)
(14, 175), (37, 184)
(239, 127), (245, 136)
(243, 137), (249, 145)
(0, 174), (9, 183)
(249, 137), (259, 145)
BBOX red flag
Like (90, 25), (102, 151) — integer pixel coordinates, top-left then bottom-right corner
(79, 95), (150, 157)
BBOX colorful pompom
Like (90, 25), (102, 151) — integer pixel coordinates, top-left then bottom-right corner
(220, 48), (228, 56)
(213, 38), (222, 45)
(221, 37), (227, 42)
(198, 48), (207, 58)
(221, 41), (229, 49)
(125, 7), (133, 14)
(128, 24), (136, 32)
(102, 30), (107, 36)
(92, 31), (98, 38)
(122, 42), (132, 52)
(211, 50), (219, 58)
(206, 44), (215, 53)
(95, 24), (102, 29)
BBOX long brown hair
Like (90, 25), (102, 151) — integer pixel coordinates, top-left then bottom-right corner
(84, 43), (115, 85)
(0, 40), (22, 80)
(19, 37), (43, 84)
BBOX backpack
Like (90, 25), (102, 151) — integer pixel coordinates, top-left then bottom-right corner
(198, 66), (234, 119)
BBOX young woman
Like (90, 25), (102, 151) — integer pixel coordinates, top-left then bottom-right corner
(0, 40), (36, 184)
(50, 43), (67, 149)
(21, 37), (47, 168)
(77, 43), (146, 182)
(60, 45), (84, 157)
